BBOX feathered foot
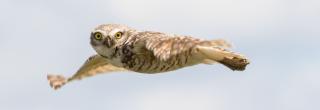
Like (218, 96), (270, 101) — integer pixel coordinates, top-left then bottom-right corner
(197, 46), (250, 71)
(218, 56), (249, 71)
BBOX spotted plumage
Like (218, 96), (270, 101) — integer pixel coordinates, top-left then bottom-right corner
(47, 24), (250, 90)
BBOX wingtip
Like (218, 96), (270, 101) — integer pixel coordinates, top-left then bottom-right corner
(47, 74), (67, 90)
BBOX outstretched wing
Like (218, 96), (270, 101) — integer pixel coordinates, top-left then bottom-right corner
(133, 31), (232, 61)
(47, 54), (126, 90)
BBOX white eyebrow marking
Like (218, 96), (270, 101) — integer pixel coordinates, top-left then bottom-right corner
(92, 30), (108, 35)
(109, 29), (121, 36)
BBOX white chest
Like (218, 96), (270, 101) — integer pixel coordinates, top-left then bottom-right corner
(94, 46), (113, 57)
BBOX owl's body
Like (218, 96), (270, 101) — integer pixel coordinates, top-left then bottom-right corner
(47, 24), (249, 90)
(101, 32), (205, 73)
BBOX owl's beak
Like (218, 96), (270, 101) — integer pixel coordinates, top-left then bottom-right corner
(103, 36), (113, 48)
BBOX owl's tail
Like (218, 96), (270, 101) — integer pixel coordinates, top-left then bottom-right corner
(197, 46), (249, 71)
(47, 74), (68, 90)
(208, 39), (232, 48)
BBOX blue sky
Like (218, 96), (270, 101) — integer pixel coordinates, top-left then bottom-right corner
(0, 0), (319, 110)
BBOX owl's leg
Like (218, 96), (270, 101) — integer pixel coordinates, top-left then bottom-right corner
(196, 46), (249, 71)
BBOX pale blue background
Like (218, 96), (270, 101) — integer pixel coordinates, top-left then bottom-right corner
(0, 0), (319, 110)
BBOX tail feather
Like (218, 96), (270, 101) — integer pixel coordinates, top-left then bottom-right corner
(197, 46), (249, 71)
(47, 74), (67, 90)
(209, 39), (232, 48)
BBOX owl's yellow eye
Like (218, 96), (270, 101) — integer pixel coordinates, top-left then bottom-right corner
(94, 32), (103, 40)
(115, 32), (122, 39)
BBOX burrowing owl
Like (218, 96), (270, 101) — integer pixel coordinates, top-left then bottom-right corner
(47, 24), (249, 90)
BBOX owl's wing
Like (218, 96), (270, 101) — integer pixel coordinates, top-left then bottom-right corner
(47, 54), (126, 90)
(134, 31), (232, 61)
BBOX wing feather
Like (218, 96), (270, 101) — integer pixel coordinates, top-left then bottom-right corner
(68, 54), (125, 81)
(47, 54), (126, 90)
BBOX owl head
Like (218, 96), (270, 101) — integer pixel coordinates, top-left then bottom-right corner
(90, 24), (136, 58)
